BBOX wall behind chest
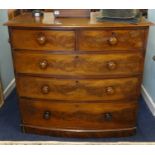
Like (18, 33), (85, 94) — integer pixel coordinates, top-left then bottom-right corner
(142, 9), (155, 115)
(0, 9), (14, 98)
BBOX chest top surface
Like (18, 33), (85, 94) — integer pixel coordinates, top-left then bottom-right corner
(5, 13), (151, 28)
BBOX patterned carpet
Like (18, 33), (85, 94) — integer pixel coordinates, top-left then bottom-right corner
(0, 89), (155, 142)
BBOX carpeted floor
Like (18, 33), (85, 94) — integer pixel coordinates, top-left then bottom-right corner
(0, 88), (155, 142)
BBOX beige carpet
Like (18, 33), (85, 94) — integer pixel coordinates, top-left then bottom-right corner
(0, 141), (155, 145)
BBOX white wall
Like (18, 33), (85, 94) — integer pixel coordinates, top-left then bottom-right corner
(0, 9), (14, 98)
(142, 9), (155, 115)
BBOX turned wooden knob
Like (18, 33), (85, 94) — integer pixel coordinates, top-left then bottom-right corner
(75, 80), (79, 87)
(43, 111), (51, 120)
(74, 55), (80, 63)
(107, 61), (117, 70)
(108, 36), (118, 45)
(75, 55), (79, 59)
(106, 86), (114, 95)
(37, 33), (46, 45)
(41, 85), (50, 94)
(39, 59), (48, 69)
(104, 113), (112, 121)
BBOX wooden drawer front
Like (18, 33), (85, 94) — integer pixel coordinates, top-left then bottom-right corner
(20, 99), (137, 130)
(17, 76), (140, 101)
(79, 30), (146, 51)
(11, 29), (75, 51)
(14, 52), (144, 76)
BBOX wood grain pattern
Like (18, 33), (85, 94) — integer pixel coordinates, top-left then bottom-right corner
(79, 30), (146, 51)
(20, 98), (137, 130)
(11, 29), (75, 51)
(16, 76), (141, 101)
(14, 51), (144, 76)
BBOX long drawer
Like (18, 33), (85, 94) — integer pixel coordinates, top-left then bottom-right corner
(14, 51), (144, 76)
(20, 98), (137, 130)
(78, 30), (146, 51)
(16, 76), (141, 101)
(11, 29), (75, 51)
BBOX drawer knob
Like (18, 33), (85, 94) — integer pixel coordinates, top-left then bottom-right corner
(39, 59), (48, 69)
(106, 86), (114, 95)
(75, 55), (79, 59)
(107, 61), (117, 70)
(104, 113), (112, 121)
(41, 85), (50, 94)
(75, 80), (79, 87)
(37, 33), (46, 45)
(43, 111), (51, 120)
(108, 36), (118, 45)
(153, 56), (155, 61)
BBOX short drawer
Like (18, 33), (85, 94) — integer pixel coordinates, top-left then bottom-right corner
(20, 98), (137, 130)
(16, 76), (141, 101)
(78, 29), (146, 51)
(14, 51), (144, 76)
(11, 29), (75, 51)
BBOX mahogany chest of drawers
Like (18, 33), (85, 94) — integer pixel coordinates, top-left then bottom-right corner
(6, 14), (150, 138)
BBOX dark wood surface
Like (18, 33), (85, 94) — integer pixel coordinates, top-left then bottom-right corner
(20, 98), (137, 130)
(6, 13), (150, 138)
(23, 125), (136, 138)
(52, 9), (90, 18)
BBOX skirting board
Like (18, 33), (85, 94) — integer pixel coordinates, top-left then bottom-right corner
(141, 85), (155, 116)
(3, 78), (15, 100)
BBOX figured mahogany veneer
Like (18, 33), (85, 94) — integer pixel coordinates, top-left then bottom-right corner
(14, 51), (144, 77)
(78, 30), (146, 51)
(20, 99), (137, 130)
(11, 29), (75, 51)
(16, 76), (141, 101)
(6, 13), (150, 138)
